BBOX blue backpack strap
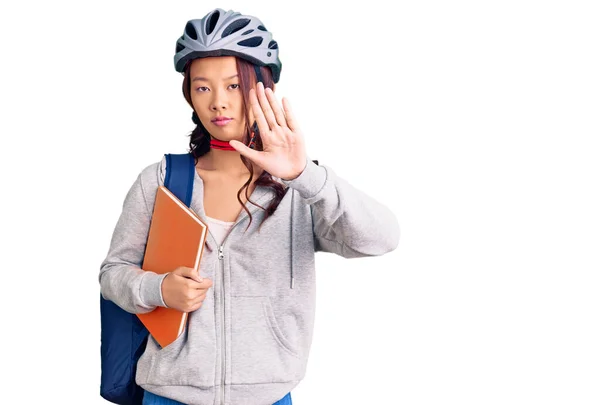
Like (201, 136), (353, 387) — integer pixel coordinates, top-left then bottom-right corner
(164, 153), (195, 207)
(100, 153), (195, 405)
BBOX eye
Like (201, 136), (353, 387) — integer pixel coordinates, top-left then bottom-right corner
(195, 86), (209, 92)
(229, 84), (240, 90)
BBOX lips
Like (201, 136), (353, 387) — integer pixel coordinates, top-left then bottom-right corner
(211, 116), (232, 122)
(211, 116), (233, 127)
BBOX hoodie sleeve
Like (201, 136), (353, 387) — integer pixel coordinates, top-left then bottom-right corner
(281, 157), (400, 258)
(98, 160), (169, 314)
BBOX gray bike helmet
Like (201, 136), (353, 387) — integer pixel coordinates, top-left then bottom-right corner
(174, 8), (282, 83)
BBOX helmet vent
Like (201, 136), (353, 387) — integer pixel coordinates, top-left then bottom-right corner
(206, 10), (220, 35)
(222, 19), (251, 38)
(185, 22), (198, 40)
(237, 37), (263, 47)
(174, 9), (282, 82)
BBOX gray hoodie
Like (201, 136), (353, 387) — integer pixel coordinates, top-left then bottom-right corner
(99, 155), (400, 405)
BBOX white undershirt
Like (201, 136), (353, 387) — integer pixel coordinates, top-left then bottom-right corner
(205, 216), (235, 246)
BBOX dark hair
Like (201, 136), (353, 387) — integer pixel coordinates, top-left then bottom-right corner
(181, 57), (288, 231)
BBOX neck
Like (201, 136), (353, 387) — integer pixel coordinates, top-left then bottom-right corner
(205, 148), (244, 173)
(203, 147), (264, 179)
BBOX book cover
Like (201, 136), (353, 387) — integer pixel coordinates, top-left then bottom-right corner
(137, 185), (208, 348)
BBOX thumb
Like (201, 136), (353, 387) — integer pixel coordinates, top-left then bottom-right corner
(174, 266), (203, 283)
(229, 140), (262, 164)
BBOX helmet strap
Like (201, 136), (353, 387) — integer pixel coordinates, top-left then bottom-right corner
(253, 64), (263, 84)
(209, 138), (236, 151)
(209, 130), (257, 152)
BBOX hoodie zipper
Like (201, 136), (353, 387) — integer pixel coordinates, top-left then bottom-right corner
(209, 220), (243, 405)
(200, 187), (270, 405)
(218, 243), (225, 405)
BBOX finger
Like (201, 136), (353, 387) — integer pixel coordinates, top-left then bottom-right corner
(190, 291), (207, 303)
(185, 289), (205, 303)
(187, 301), (204, 313)
(256, 82), (279, 130)
(189, 296), (207, 311)
(282, 97), (299, 132)
(195, 280), (212, 291)
(265, 87), (287, 127)
(175, 266), (203, 283)
(183, 273), (203, 285)
(186, 277), (210, 289)
(229, 139), (265, 166)
(249, 87), (272, 138)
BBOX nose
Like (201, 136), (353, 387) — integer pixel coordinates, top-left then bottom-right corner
(210, 88), (228, 111)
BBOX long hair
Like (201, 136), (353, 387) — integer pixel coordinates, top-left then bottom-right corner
(181, 57), (288, 231)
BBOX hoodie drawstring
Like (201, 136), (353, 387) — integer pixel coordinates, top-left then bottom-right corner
(290, 189), (295, 289)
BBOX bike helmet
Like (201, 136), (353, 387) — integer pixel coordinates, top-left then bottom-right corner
(174, 8), (282, 83)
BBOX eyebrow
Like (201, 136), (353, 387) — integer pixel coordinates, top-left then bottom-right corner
(192, 74), (238, 82)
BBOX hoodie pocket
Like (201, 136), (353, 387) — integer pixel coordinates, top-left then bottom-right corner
(141, 296), (218, 387)
(230, 296), (303, 384)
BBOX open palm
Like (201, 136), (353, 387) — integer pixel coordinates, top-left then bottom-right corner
(229, 82), (307, 181)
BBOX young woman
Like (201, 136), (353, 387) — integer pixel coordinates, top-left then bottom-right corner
(99, 8), (400, 405)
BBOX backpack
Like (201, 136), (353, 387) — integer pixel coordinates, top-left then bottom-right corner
(100, 153), (196, 405)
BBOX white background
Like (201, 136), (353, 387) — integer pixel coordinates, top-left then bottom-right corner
(0, 0), (598, 404)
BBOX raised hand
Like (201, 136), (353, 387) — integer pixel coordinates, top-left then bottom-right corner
(229, 82), (307, 181)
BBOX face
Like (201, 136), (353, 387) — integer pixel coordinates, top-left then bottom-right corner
(189, 56), (252, 141)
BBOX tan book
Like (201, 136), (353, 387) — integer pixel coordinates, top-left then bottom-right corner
(137, 185), (208, 348)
